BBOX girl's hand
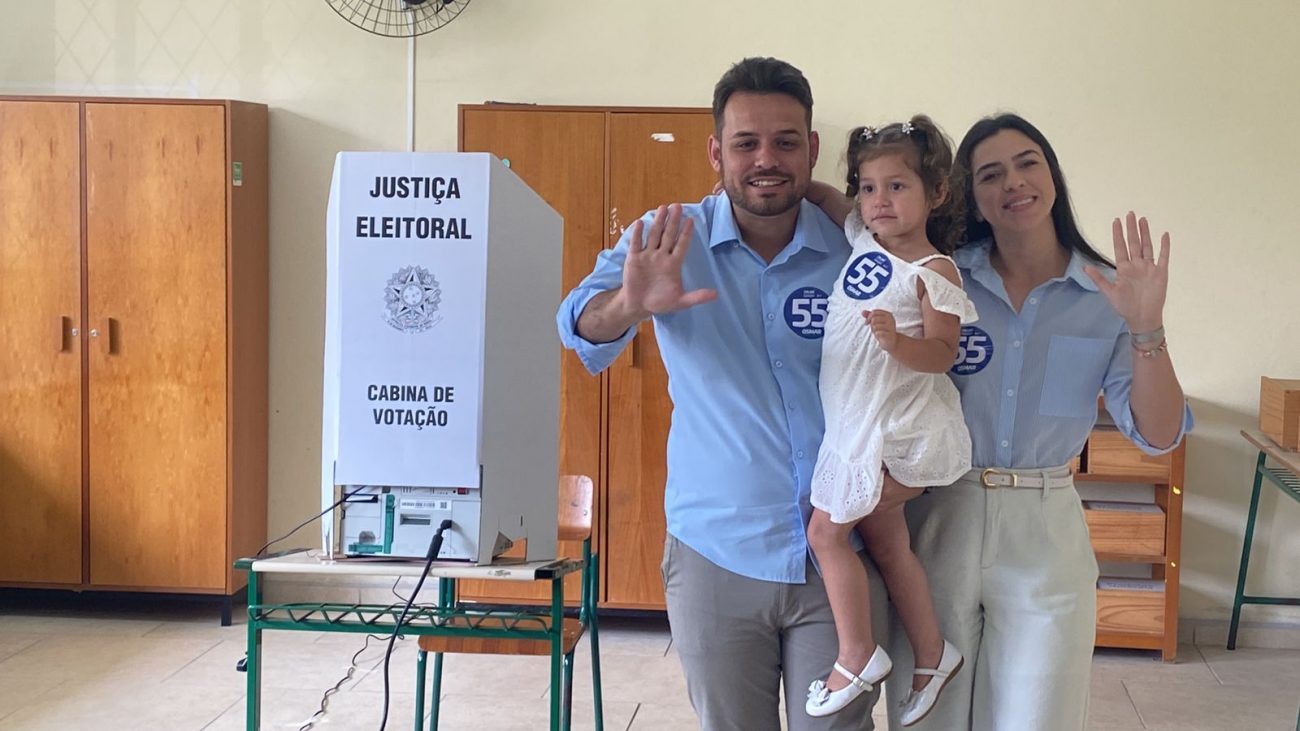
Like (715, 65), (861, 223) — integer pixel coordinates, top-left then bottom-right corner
(863, 309), (898, 352)
(1085, 211), (1170, 333)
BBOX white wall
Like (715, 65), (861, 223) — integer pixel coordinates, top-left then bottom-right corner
(3, 0), (1298, 624)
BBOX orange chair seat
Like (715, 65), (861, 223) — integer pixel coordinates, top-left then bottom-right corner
(416, 616), (585, 656)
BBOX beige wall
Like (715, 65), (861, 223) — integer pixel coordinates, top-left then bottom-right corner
(3, 0), (1298, 624)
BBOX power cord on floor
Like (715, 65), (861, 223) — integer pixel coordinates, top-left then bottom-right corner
(297, 633), (390, 731)
(284, 576), (416, 730)
(378, 518), (454, 731)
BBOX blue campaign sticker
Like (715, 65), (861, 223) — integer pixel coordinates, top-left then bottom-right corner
(784, 287), (829, 339)
(841, 251), (893, 300)
(951, 325), (995, 376)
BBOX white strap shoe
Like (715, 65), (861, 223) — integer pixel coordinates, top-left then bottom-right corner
(899, 639), (964, 727)
(805, 644), (892, 718)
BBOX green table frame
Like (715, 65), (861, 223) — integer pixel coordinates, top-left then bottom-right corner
(236, 550), (593, 730)
(1228, 430), (1300, 650)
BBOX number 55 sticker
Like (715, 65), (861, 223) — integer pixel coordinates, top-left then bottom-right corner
(842, 252), (892, 300)
(785, 287), (829, 339)
(951, 325), (994, 375)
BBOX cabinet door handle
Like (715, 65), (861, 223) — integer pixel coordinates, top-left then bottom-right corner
(58, 316), (77, 352)
(90, 318), (116, 354)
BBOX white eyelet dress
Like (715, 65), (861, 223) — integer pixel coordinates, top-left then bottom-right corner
(811, 212), (979, 524)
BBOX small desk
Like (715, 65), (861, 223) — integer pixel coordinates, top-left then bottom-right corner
(1228, 429), (1300, 649)
(236, 551), (583, 730)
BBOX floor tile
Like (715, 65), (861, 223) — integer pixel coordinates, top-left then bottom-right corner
(0, 676), (241, 731)
(1087, 673), (1144, 730)
(203, 687), (417, 731)
(0, 633), (42, 664)
(430, 692), (638, 731)
(165, 634), (372, 693)
(0, 675), (68, 724)
(0, 635), (220, 683)
(1124, 677), (1299, 730)
(1090, 645), (1218, 685)
(1196, 644), (1300, 690)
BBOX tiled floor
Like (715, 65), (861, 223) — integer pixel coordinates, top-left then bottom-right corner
(0, 598), (1297, 730)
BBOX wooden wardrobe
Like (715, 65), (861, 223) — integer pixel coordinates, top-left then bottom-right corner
(0, 97), (268, 623)
(455, 104), (717, 609)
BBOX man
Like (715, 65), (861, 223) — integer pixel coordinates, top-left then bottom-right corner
(557, 57), (896, 730)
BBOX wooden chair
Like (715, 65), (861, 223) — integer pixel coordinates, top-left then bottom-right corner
(415, 474), (604, 730)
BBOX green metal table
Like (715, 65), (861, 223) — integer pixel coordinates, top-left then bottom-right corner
(236, 550), (584, 730)
(1228, 429), (1300, 649)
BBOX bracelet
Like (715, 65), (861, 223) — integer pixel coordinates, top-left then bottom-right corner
(1133, 338), (1168, 358)
(1130, 325), (1165, 346)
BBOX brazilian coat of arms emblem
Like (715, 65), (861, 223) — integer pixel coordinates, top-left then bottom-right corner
(384, 265), (441, 333)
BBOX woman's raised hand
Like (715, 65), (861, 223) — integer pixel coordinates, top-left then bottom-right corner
(1085, 211), (1169, 333)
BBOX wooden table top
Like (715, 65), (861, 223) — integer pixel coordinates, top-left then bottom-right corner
(1241, 429), (1300, 477)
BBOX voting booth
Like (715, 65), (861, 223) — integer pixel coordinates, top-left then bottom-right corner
(320, 152), (562, 564)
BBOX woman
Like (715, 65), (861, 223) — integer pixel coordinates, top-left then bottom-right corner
(881, 114), (1193, 730)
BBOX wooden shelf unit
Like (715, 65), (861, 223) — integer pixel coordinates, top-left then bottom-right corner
(1077, 425), (1186, 661)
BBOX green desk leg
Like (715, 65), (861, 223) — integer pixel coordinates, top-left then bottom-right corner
(550, 576), (563, 731)
(1228, 451), (1267, 650)
(562, 651), (575, 731)
(588, 553), (604, 731)
(246, 569), (263, 731)
(429, 578), (453, 730)
(414, 649), (427, 731)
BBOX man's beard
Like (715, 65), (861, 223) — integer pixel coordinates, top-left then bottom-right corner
(723, 169), (805, 218)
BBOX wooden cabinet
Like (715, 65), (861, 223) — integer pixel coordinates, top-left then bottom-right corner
(1077, 421), (1186, 661)
(0, 97), (268, 611)
(455, 105), (716, 608)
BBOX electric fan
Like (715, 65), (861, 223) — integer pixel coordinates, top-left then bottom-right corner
(324, 0), (472, 38)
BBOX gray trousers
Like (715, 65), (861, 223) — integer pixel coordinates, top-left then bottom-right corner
(662, 534), (888, 731)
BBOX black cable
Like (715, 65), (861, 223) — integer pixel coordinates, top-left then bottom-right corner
(298, 633), (389, 731)
(378, 518), (454, 731)
(255, 486), (369, 557)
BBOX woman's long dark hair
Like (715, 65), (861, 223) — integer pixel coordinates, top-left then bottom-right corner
(953, 114), (1112, 267)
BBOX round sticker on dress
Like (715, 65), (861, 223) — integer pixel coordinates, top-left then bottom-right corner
(842, 252), (893, 300)
(951, 325), (994, 375)
(784, 287), (829, 339)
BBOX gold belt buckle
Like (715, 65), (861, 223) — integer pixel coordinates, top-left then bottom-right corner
(980, 468), (1018, 489)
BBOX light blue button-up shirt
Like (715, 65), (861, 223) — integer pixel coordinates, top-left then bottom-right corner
(950, 238), (1193, 467)
(556, 194), (851, 583)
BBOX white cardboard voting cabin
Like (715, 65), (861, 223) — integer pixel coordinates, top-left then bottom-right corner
(321, 151), (561, 564)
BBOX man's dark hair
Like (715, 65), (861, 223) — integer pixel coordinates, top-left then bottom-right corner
(711, 57), (813, 134)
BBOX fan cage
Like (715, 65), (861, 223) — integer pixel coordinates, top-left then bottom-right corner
(325, 0), (472, 38)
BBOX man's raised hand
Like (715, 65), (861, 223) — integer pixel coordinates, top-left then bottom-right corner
(617, 203), (718, 317)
